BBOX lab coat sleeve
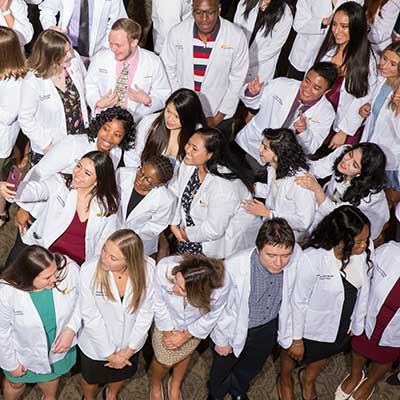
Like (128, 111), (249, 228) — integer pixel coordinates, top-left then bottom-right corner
(254, 182), (269, 198)
(160, 28), (182, 92)
(11, 0), (34, 46)
(188, 275), (231, 339)
(128, 261), (155, 351)
(291, 253), (318, 340)
(79, 269), (117, 358)
(0, 81), (19, 125)
(153, 265), (175, 331)
(369, 0), (400, 44)
(292, 0), (328, 35)
(133, 57), (171, 118)
(65, 262), (82, 334)
(18, 79), (54, 152)
(218, 32), (249, 117)
(239, 82), (265, 110)
(14, 178), (51, 204)
(93, 213), (119, 256)
(38, 0), (60, 29)
(107, 0), (128, 32)
(0, 288), (19, 372)
(185, 187), (240, 243)
(309, 146), (348, 178)
(85, 55), (103, 112)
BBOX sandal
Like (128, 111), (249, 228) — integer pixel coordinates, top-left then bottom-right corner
(335, 370), (366, 400)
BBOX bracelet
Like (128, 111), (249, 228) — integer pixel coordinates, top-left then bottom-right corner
(1, 9), (12, 17)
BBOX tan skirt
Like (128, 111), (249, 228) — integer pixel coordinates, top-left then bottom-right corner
(152, 326), (201, 367)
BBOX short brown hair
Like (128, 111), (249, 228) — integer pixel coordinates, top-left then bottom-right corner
(27, 29), (70, 79)
(111, 18), (142, 41)
(256, 218), (295, 251)
(171, 254), (225, 314)
(0, 26), (26, 80)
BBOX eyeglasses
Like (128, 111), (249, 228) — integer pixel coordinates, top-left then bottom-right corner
(193, 8), (218, 17)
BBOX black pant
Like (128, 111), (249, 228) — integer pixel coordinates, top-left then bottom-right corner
(208, 318), (278, 398)
(287, 63), (305, 81)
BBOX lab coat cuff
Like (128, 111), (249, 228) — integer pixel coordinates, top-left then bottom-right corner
(129, 333), (147, 352)
(1, 355), (19, 373)
(156, 321), (175, 332)
(187, 325), (207, 340)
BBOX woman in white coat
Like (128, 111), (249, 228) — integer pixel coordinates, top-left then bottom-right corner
(234, 0), (293, 83)
(279, 205), (371, 400)
(287, 0), (363, 81)
(0, 245), (80, 400)
(117, 156), (176, 256)
(6, 151), (119, 266)
(242, 128), (316, 242)
(19, 29), (88, 155)
(169, 127), (260, 259)
(150, 254), (230, 400)
(0, 26), (26, 226)
(313, 2), (378, 151)
(79, 229), (154, 400)
(335, 241), (400, 400)
(124, 88), (206, 169)
(360, 41), (400, 189)
(296, 143), (389, 241)
(366, 0), (400, 54)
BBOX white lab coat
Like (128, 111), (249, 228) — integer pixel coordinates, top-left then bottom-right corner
(0, 78), (23, 159)
(0, 0), (33, 46)
(26, 134), (123, 182)
(18, 56), (89, 154)
(0, 258), (81, 374)
(39, 0), (127, 57)
(234, 1), (293, 83)
(161, 17), (249, 119)
(254, 167), (316, 241)
(85, 47), (171, 121)
(153, 255), (231, 338)
(369, 0), (400, 54)
(117, 167), (176, 255)
(361, 76), (400, 171)
(309, 146), (390, 240)
(364, 242), (400, 347)
(152, 0), (192, 55)
(236, 77), (335, 162)
(169, 162), (261, 259)
(15, 174), (118, 260)
(78, 255), (155, 360)
(211, 245), (302, 357)
(291, 247), (370, 343)
(288, 0), (364, 72)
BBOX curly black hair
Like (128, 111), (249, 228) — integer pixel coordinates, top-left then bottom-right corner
(143, 155), (174, 184)
(262, 128), (309, 179)
(333, 143), (386, 206)
(87, 107), (136, 151)
(304, 205), (373, 272)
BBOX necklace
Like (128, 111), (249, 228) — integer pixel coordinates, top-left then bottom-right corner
(113, 266), (128, 279)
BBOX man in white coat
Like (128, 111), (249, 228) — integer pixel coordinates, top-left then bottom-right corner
(0, 0), (33, 46)
(39, 0), (127, 58)
(236, 62), (337, 163)
(152, 0), (192, 55)
(208, 218), (301, 400)
(85, 18), (171, 121)
(161, 0), (249, 133)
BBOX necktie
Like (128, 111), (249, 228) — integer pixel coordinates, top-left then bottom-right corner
(77, 0), (90, 57)
(282, 98), (302, 129)
(115, 62), (129, 108)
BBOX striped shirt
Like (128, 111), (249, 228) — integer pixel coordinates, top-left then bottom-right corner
(193, 19), (221, 92)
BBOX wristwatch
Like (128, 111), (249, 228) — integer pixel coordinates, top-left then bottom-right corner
(1, 9), (12, 17)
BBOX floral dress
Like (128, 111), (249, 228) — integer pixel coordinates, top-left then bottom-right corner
(176, 169), (203, 255)
(56, 71), (85, 135)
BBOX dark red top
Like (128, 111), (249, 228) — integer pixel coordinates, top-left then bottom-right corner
(50, 211), (87, 265)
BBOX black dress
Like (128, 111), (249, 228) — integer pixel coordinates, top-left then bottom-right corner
(301, 275), (358, 365)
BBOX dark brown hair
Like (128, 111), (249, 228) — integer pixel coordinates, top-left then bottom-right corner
(0, 26), (26, 80)
(256, 218), (295, 250)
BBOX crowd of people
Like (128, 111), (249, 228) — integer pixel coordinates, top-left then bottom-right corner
(0, 0), (399, 400)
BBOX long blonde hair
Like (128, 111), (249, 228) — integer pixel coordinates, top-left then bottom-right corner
(93, 229), (147, 313)
(0, 26), (26, 80)
(381, 41), (400, 112)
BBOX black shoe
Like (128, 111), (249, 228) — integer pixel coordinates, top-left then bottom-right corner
(386, 371), (400, 386)
(231, 395), (249, 400)
(206, 395), (224, 400)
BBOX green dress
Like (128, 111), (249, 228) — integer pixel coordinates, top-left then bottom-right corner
(5, 289), (76, 383)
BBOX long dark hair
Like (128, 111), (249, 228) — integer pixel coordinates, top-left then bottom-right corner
(141, 89), (206, 163)
(171, 254), (225, 314)
(242, 0), (293, 37)
(315, 1), (372, 98)
(262, 128), (309, 179)
(365, 0), (389, 24)
(68, 151), (119, 216)
(195, 128), (254, 192)
(333, 143), (386, 206)
(1, 245), (67, 292)
(304, 205), (372, 271)
(87, 107), (136, 151)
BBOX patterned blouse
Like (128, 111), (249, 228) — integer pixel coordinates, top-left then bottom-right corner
(56, 71), (84, 136)
(176, 168), (203, 255)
